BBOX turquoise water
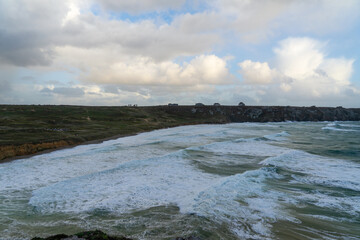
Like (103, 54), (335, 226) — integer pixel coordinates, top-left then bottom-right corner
(0, 122), (359, 239)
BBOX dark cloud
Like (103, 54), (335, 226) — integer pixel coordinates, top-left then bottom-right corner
(0, 0), (218, 69)
(0, 1), (66, 66)
(40, 88), (52, 94)
(21, 76), (35, 81)
(0, 45), (55, 66)
(103, 85), (120, 94)
(0, 79), (11, 93)
(41, 87), (85, 97)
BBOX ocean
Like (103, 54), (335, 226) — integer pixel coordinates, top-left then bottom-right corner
(0, 122), (359, 240)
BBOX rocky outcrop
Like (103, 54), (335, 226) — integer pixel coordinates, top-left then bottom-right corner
(31, 230), (132, 240)
(163, 105), (360, 122)
(173, 237), (201, 240)
(31, 230), (201, 240)
(0, 140), (73, 162)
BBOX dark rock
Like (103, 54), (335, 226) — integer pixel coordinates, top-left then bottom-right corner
(246, 108), (263, 119)
(195, 103), (205, 107)
(31, 230), (132, 240)
(238, 102), (245, 106)
(32, 234), (69, 240)
(163, 105), (360, 122)
(173, 237), (202, 240)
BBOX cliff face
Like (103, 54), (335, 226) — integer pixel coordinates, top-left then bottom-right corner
(0, 140), (73, 162)
(162, 105), (360, 122)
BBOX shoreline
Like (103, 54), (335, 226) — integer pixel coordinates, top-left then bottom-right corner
(2, 120), (360, 240)
(2, 119), (359, 164)
(0, 132), (144, 164)
(0, 122), (206, 164)
(1, 104), (360, 163)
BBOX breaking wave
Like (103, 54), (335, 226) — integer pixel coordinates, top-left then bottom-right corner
(1, 121), (360, 239)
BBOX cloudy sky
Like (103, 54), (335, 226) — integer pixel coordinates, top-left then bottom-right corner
(1, 0), (360, 107)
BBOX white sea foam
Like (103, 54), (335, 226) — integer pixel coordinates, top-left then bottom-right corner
(260, 150), (360, 192)
(305, 214), (358, 223)
(260, 150), (360, 216)
(297, 192), (360, 217)
(264, 131), (290, 141)
(0, 125), (233, 192)
(0, 141), (170, 192)
(29, 152), (298, 239)
(29, 150), (220, 214)
(1, 122), (359, 240)
(321, 122), (360, 132)
(27, 135), (296, 239)
(322, 126), (359, 132)
(191, 168), (298, 239)
(337, 123), (360, 128)
(189, 139), (289, 157)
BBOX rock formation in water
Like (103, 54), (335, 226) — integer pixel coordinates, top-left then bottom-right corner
(31, 230), (201, 240)
(31, 230), (132, 240)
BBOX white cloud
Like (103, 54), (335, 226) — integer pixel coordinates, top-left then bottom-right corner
(1, 0), (358, 68)
(320, 58), (354, 86)
(218, 0), (289, 41)
(80, 54), (231, 86)
(273, 37), (355, 98)
(96, 0), (186, 14)
(0, 0), (219, 67)
(280, 0), (360, 35)
(238, 60), (275, 84)
(176, 0), (360, 43)
(239, 37), (358, 105)
(274, 37), (324, 79)
(173, 11), (225, 34)
(62, 1), (81, 26)
(0, 1), (359, 106)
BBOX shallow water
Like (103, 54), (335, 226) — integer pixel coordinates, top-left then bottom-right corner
(0, 122), (359, 239)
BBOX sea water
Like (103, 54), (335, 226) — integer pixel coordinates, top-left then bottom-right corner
(0, 122), (359, 239)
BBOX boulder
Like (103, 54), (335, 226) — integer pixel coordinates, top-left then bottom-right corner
(31, 230), (132, 240)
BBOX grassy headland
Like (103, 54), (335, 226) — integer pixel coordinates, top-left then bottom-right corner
(1, 104), (359, 162)
(0, 105), (227, 161)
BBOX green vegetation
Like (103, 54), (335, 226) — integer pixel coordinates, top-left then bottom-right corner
(0, 105), (227, 146)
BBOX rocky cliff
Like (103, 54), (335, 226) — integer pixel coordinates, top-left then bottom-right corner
(161, 105), (360, 122)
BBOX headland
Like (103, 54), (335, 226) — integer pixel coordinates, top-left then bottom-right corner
(1, 104), (359, 162)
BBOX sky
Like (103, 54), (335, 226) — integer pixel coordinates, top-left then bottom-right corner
(0, 0), (360, 107)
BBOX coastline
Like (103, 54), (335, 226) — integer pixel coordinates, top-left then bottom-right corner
(0, 132), (138, 164)
(2, 120), (360, 240)
(1, 104), (360, 163)
(0, 122), (208, 163)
